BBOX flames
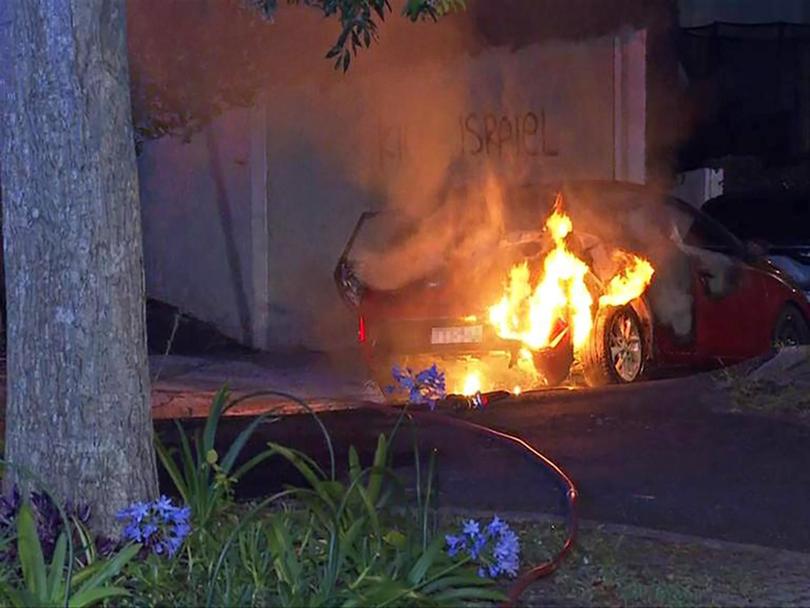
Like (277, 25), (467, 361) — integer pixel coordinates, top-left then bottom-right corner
(434, 193), (654, 397)
(488, 203), (595, 350)
(599, 252), (655, 308)
(462, 371), (482, 396)
(487, 194), (654, 376)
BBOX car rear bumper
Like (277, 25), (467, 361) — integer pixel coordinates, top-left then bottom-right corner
(362, 317), (514, 356)
(361, 316), (573, 396)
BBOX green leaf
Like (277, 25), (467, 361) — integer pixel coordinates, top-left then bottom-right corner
(176, 422), (200, 501)
(155, 434), (189, 504)
(17, 502), (47, 599)
(266, 443), (327, 490)
(348, 446), (361, 483)
(407, 537), (442, 585)
(203, 386), (230, 455)
(0, 587), (33, 608)
(68, 586), (130, 608)
(46, 532), (67, 601)
(336, 516), (368, 568)
(354, 577), (410, 605)
(220, 413), (274, 474)
(422, 574), (491, 594)
(348, 482), (380, 542)
(73, 544), (139, 601)
(433, 586), (506, 603)
(230, 449), (274, 481)
(268, 516), (304, 585)
(367, 434), (387, 504)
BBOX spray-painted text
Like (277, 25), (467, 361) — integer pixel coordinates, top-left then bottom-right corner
(459, 111), (559, 158)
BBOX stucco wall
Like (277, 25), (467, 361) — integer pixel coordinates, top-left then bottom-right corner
(138, 108), (254, 344)
(138, 9), (647, 351)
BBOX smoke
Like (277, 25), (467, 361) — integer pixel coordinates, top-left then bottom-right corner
(351, 176), (703, 339)
(349, 173), (505, 290)
(129, 0), (701, 351)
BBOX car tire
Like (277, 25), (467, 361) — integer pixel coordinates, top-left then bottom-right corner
(582, 305), (646, 387)
(772, 303), (810, 348)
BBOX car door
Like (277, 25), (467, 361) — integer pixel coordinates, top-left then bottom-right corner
(669, 200), (771, 363)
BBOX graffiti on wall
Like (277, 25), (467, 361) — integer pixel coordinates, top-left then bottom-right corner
(460, 110), (558, 159)
(377, 109), (559, 168)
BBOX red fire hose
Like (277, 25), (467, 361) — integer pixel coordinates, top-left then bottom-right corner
(360, 397), (579, 607)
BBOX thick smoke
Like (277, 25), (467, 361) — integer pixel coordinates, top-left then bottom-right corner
(131, 1), (700, 350)
(348, 174), (505, 290)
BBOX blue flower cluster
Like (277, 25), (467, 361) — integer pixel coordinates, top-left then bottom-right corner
(116, 495), (191, 557)
(446, 516), (520, 578)
(388, 364), (446, 409)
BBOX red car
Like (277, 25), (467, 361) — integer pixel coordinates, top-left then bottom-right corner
(335, 181), (810, 394)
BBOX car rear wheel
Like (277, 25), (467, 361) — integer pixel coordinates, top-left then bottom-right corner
(582, 305), (645, 386)
(772, 303), (810, 348)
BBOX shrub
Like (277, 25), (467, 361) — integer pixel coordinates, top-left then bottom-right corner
(0, 502), (138, 607)
(129, 388), (508, 607)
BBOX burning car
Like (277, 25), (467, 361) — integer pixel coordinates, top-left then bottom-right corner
(335, 181), (810, 396)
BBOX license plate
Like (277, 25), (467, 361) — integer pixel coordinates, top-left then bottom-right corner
(430, 325), (483, 345)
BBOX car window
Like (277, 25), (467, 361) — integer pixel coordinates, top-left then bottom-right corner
(681, 216), (730, 250)
(664, 198), (740, 255)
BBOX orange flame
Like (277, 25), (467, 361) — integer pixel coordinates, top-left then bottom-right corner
(488, 197), (594, 350)
(599, 252), (655, 308)
(461, 371), (482, 395)
(488, 195), (654, 360)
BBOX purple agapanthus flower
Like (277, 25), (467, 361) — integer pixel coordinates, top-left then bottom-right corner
(445, 534), (465, 557)
(116, 495), (191, 557)
(388, 364), (446, 409)
(118, 501), (150, 524)
(462, 519), (480, 537)
(445, 515), (520, 578)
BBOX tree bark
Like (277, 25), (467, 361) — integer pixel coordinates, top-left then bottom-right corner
(0, 0), (157, 534)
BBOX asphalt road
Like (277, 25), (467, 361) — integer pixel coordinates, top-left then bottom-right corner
(158, 373), (810, 553)
(456, 376), (810, 552)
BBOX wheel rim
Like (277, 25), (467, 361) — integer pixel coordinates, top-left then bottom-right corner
(608, 310), (643, 382)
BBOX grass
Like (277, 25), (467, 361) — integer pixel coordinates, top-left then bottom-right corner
(472, 517), (810, 608)
(713, 350), (810, 419)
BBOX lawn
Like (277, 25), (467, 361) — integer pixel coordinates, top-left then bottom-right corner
(500, 515), (810, 607)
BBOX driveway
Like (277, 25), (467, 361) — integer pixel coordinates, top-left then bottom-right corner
(175, 371), (810, 553)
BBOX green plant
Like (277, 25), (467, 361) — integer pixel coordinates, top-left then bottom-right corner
(0, 503), (138, 608)
(204, 429), (504, 607)
(146, 390), (505, 607)
(154, 387), (276, 529)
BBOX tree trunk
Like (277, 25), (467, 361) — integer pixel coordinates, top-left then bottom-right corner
(0, 0), (157, 534)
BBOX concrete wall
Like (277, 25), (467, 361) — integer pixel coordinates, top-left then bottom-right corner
(138, 9), (648, 351)
(138, 109), (254, 345)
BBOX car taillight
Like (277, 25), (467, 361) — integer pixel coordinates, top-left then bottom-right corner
(358, 315), (367, 343)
